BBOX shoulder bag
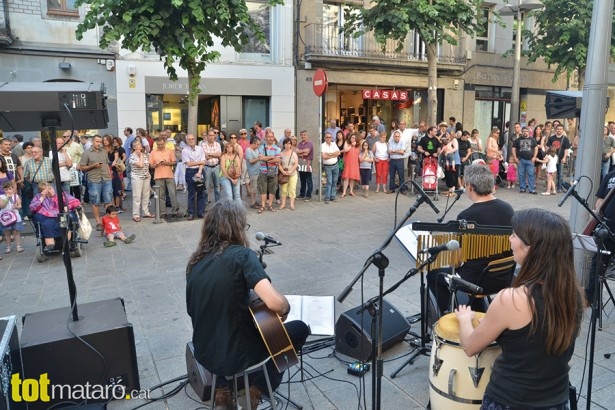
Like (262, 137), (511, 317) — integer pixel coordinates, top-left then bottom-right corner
(278, 154), (292, 185)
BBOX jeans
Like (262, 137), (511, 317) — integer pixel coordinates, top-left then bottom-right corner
(220, 176), (241, 202)
(324, 164), (339, 200)
(556, 162), (564, 191)
(298, 171), (313, 198)
(131, 176), (151, 217)
(518, 158), (535, 191)
(389, 158), (405, 192)
(602, 159), (611, 179)
(185, 168), (206, 217)
(204, 165), (220, 202)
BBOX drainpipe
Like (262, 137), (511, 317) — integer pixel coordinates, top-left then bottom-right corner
(0, 0), (14, 46)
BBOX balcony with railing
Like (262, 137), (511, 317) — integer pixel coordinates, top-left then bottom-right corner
(303, 23), (467, 71)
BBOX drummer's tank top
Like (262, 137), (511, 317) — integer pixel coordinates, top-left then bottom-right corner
(485, 286), (574, 407)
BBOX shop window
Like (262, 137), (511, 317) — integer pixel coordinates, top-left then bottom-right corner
(243, 97), (269, 130)
(47, 0), (79, 16)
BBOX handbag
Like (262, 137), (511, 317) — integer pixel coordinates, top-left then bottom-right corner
(115, 160), (126, 173)
(0, 209), (17, 227)
(277, 154), (293, 185)
(298, 158), (312, 173)
(77, 207), (92, 240)
(227, 154), (240, 179)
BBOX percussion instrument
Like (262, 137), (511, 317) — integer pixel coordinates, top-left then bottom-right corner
(429, 312), (501, 409)
(413, 221), (512, 271)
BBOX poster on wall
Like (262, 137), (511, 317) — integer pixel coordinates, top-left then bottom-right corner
(211, 100), (220, 129)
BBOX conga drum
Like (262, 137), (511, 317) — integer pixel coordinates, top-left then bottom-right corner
(429, 313), (501, 409)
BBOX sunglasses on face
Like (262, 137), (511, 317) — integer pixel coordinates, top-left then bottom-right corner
(230, 136), (237, 139)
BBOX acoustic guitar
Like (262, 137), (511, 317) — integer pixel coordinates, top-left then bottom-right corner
(248, 291), (299, 372)
(583, 186), (615, 235)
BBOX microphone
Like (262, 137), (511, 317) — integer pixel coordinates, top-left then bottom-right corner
(255, 232), (282, 245)
(558, 180), (578, 207)
(454, 188), (465, 199)
(419, 239), (460, 255)
(447, 274), (483, 294)
(411, 180), (440, 214)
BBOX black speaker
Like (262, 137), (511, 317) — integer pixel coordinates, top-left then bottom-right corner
(185, 341), (213, 401)
(335, 299), (410, 361)
(20, 298), (139, 410)
(0, 315), (27, 410)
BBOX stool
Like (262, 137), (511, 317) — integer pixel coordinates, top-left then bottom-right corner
(210, 356), (277, 410)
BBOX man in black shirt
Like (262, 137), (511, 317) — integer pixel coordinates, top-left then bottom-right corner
(546, 124), (571, 192)
(417, 126), (442, 158)
(427, 164), (514, 313)
(512, 126), (538, 194)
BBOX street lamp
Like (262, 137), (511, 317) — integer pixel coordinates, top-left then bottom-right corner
(498, 0), (544, 130)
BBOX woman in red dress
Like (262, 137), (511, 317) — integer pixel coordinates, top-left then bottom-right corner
(341, 133), (361, 197)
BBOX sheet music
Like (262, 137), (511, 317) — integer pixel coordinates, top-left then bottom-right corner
(395, 223), (429, 261)
(285, 295), (335, 336)
(572, 233), (598, 253)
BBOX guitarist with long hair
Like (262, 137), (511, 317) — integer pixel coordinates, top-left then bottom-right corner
(186, 199), (309, 410)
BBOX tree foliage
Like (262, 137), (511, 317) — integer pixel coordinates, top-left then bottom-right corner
(75, 0), (281, 134)
(343, 0), (485, 124)
(524, 0), (615, 87)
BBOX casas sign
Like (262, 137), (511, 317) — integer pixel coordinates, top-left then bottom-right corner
(362, 89), (408, 100)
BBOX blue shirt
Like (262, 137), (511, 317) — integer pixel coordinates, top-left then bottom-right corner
(388, 139), (405, 160)
(123, 135), (135, 157)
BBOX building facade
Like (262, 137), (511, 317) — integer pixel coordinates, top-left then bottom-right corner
(114, 0), (295, 139)
(295, 0), (589, 149)
(0, 0), (117, 138)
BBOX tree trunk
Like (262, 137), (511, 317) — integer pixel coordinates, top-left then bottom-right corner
(187, 69), (199, 136)
(426, 43), (438, 126)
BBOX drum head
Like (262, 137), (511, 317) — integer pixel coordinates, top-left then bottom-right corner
(434, 312), (485, 344)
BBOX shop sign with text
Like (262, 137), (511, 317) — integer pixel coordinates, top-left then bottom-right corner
(362, 90), (408, 100)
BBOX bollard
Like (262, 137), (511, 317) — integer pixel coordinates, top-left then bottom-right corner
(152, 185), (163, 224)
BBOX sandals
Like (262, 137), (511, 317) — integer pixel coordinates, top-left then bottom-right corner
(5, 247), (10, 254)
(268, 206), (276, 212)
(257, 207), (265, 214)
(133, 216), (141, 222)
(250, 203), (260, 209)
(16, 246), (23, 253)
(279, 206), (286, 210)
(143, 214), (154, 218)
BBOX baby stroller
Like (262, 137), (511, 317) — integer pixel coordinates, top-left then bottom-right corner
(421, 156), (439, 201)
(30, 207), (87, 263)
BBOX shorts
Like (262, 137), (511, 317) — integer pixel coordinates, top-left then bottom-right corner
(257, 173), (277, 196)
(109, 231), (125, 239)
(88, 180), (112, 205)
(249, 174), (259, 194)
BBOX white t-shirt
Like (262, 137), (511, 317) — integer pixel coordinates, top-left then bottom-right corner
(546, 154), (558, 173)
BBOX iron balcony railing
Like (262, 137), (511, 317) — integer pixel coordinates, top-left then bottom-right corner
(304, 23), (466, 64)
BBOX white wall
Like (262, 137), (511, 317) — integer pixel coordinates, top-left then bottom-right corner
(115, 60), (295, 138)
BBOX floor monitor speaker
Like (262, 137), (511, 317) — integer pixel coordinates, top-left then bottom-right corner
(20, 298), (139, 410)
(335, 299), (410, 361)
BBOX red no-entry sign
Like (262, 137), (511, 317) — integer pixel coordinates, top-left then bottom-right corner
(313, 69), (328, 97)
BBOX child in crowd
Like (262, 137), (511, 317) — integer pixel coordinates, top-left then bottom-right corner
(506, 156), (517, 189)
(0, 181), (23, 253)
(539, 146), (558, 195)
(101, 205), (136, 247)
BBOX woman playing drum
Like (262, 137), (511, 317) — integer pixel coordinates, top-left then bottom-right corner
(456, 208), (583, 409)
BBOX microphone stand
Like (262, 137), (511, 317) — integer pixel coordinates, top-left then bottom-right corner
(437, 191), (463, 223)
(564, 188), (615, 409)
(337, 194), (431, 410)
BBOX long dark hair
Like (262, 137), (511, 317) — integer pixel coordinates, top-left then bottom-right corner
(186, 200), (249, 275)
(511, 209), (583, 355)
